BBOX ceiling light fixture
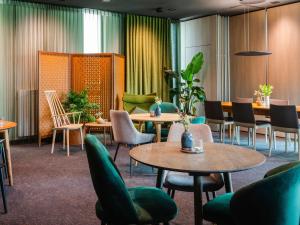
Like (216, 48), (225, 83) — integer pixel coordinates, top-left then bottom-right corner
(235, 7), (271, 56)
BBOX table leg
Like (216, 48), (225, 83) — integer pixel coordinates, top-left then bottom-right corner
(224, 172), (233, 193)
(194, 175), (203, 225)
(155, 123), (161, 142)
(4, 130), (13, 186)
(156, 168), (165, 188)
(104, 127), (107, 145)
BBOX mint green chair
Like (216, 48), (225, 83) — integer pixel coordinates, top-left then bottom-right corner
(85, 134), (178, 225)
(145, 102), (178, 140)
(123, 93), (156, 113)
(203, 161), (300, 225)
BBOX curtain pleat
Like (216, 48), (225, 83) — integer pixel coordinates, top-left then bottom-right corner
(126, 14), (172, 101)
(83, 9), (124, 54)
(0, 0), (84, 139)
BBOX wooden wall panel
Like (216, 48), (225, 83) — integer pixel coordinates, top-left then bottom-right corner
(38, 52), (70, 144)
(113, 54), (125, 110)
(268, 2), (300, 104)
(71, 54), (113, 119)
(230, 10), (268, 100)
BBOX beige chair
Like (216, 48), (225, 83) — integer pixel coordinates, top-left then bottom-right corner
(44, 90), (84, 156)
(110, 110), (155, 175)
(163, 123), (224, 200)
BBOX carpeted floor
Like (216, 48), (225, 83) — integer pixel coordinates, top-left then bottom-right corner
(0, 133), (297, 225)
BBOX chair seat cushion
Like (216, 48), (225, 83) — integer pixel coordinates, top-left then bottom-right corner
(96, 187), (178, 224)
(203, 193), (234, 225)
(163, 172), (224, 192)
(59, 124), (83, 130)
(225, 116), (234, 122)
(256, 120), (270, 126)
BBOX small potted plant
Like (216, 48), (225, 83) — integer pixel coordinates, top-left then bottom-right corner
(95, 112), (105, 124)
(259, 84), (274, 106)
(154, 97), (162, 117)
(179, 112), (193, 150)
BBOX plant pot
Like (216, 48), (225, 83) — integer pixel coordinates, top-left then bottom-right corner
(69, 129), (86, 145)
(181, 130), (193, 149)
(263, 96), (270, 107)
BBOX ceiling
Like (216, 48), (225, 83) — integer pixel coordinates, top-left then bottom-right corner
(25, 0), (299, 19)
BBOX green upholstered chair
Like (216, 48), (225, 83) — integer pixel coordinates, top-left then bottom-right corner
(203, 161), (300, 225)
(123, 93), (156, 113)
(145, 102), (179, 140)
(85, 134), (178, 225)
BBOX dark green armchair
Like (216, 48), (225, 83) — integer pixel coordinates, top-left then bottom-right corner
(145, 102), (179, 140)
(203, 161), (300, 225)
(85, 134), (178, 225)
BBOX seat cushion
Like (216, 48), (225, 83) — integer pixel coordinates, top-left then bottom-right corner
(203, 193), (234, 225)
(129, 187), (178, 223)
(95, 187), (178, 224)
(256, 120), (270, 126)
(163, 172), (224, 192)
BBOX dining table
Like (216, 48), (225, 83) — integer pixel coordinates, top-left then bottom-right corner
(130, 142), (266, 225)
(222, 101), (300, 116)
(0, 120), (17, 186)
(129, 113), (181, 142)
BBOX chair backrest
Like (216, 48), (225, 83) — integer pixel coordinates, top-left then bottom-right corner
(232, 102), (255, 124)
(110, 110), (139, 144)
(235, 97), (253, 103)
(270, 99), (289, 106)
(149, 102), (178, 113)
(204, 101), (224, 121)
(269, 104), (299, 129)
(230, 162), (300, 225)
(167, 123), (214, 143)
(85, 134), (138, 224)
(122, 93), (156, 112)
(44, 90), (70, 128)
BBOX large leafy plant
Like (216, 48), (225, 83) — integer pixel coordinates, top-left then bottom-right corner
(259, 84), (273, 97)
(63, 89), (100, 122)
(166, 52), (206, 115)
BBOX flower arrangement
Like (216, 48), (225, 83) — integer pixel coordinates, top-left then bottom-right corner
(155, 97), (162, 105)
(259, 84), (274, 97)
(179, 112), (190, 131)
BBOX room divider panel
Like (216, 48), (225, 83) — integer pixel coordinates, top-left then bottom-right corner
(38, 52), (125, 145)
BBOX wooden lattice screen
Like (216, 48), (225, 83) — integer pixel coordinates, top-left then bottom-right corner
(38, 52), (125, 145)
(38, 52), (71, 145)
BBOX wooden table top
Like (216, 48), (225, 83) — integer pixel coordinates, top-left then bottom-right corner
(0, 120), (17, 130)
(130, 142), (265, 174)
(222, 101), (300, 112)
(85, 122), (112, 127)
(129, 113), (181, 122)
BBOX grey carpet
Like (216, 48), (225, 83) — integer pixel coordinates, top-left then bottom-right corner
(0, 133), (297, 225)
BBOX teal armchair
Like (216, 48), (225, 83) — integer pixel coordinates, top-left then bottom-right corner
(145, 102), (179, 140)
(203, 161), (300, 225)
(85, 134), (178, 225)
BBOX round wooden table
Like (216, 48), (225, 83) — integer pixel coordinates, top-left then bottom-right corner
(129, 113), (181, 142)
(85, 122), (112, 145)
(0, 120), (17, 186)
(130, 142), (266, 225)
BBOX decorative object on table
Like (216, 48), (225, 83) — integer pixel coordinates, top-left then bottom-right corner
(253, 90), (263, 106)
(63, 89), (100, 122)
(259, 84), (273, 107)
(164, 52), (206, 115)
(95, 112), (105, 124)
(180, 112), (194, 150)
(154, 97), (162, 117)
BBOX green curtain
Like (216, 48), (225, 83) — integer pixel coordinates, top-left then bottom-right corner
(83, 9), (124, 54)
(126, 14), (172, 101)
(0, 0), (84, 138)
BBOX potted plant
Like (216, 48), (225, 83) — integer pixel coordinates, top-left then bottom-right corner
(154, 97), (162, 116)
(259, 84), (273, 106)
(165, 52), (206, 115)
(63, 89), (100, 144)
(179, 112), (193, 150)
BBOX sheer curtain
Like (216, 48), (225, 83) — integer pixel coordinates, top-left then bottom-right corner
(83, 9), (124, 53)
(0, 1), (84, 138)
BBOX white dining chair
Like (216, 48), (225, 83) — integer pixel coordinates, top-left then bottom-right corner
(44, 90), (84, 156)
